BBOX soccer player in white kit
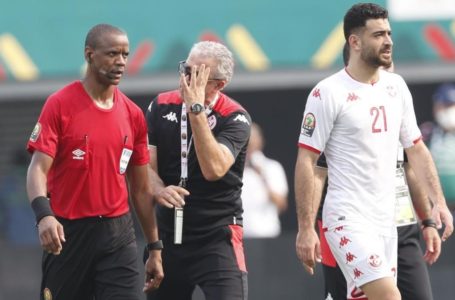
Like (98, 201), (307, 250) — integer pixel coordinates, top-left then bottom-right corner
(294, 3), (448, 300)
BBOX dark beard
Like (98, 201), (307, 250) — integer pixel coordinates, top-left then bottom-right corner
(361, 49), (392, 69)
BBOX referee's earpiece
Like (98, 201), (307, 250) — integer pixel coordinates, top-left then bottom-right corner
(87, 55), (92, 64)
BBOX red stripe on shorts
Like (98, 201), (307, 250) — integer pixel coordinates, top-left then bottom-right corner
(318, 220), (337, 267)
(229, 224), (247, 272)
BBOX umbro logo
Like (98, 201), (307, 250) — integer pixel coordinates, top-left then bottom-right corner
(72, 149), (86, 160)
(162, 112), (178, 123)
(233, 114), (250, 125)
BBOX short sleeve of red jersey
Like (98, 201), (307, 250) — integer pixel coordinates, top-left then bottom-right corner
(298, 84), (337, 154)
(130, 108), (150, 166)
(398, 76), (422, 148)
(27, 95), (61, 158)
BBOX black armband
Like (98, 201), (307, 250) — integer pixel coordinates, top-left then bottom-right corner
(421, 218), (437, 230)
(31, 196), (54, 225)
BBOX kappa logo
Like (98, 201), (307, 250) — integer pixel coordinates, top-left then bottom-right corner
(72, 149), (86, 160)
(312, 88), (322, 100)
(346, 92), (360, 102)
(233, 114), (250, 125)
(353, 267), (364, 279)
(339, 236), (351, 248)
(162, 112), (178, 123)
(346, 252), (357, 263)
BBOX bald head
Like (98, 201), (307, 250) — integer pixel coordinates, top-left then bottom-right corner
(85, 24), (126, 49)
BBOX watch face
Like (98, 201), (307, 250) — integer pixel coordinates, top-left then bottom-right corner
(191, 103), (204, 113)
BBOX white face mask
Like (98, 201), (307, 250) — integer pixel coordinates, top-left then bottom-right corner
(435, 106), (455, 131)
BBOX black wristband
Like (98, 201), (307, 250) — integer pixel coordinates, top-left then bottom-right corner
(31, 196), (54, 225)
(421, 218), (437, 229)
(146, 240), (164, 251)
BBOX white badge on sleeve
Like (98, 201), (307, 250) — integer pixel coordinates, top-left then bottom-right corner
(395, 166), (417, 226)
(119, 148), (133, 174)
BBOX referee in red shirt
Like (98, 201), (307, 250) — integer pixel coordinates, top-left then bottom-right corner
(26, 24), (163, 300)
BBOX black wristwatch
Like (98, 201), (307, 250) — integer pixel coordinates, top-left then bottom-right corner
(146, 240), (164, 251)
(190, 103), (204, 115)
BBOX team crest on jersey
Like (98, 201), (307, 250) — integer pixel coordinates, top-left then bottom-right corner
(30, 122), (41, 142)
(208, 115), (217, 129)
(301, 113), (316, 137)
(386, 85), (397, 97)
(43, 288), (52, 300)
(368, 254), (382, 268)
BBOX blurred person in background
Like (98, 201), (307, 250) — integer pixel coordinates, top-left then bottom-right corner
(421, 83), (455, 211)
(0, 148), (37, 244)
(242, 122), (288, 238)
(26, 24), (163, 300)
(145, 41), (250, 300)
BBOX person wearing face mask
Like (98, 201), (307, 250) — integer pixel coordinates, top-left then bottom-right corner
(421, 83), (455, 211)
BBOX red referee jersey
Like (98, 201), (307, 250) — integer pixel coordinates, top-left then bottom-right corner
(27, 81), (149, 219)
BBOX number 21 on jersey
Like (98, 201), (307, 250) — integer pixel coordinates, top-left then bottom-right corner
(370, 106), (388, 133)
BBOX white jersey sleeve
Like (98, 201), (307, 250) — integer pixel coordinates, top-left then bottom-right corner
(397, 75), (422, 148)
(298, 80), (340, 153)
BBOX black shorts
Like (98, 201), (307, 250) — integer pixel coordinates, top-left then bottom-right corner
(144, 224), (248, 300)
(397, 223), (433, 300)
(40, 213), (140, 300)
(322, 263), (347, 300)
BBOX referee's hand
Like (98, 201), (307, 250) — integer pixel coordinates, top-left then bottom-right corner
(143, 251), (164, 293)
(37, 216), (65, 255)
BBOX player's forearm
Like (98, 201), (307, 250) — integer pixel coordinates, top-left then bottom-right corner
(26, 152), (52, 202)
(148, 166), (165, 195)
(132, 193), (160, 243)
(26, 168), (48, 201)
(405, 163), (432, 220)
(406, 142), (446, 208)
(295, 151), (319, 230)
(190, 113), (233, 180)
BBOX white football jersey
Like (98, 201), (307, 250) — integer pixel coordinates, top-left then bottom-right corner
(298, 69), (421, 234)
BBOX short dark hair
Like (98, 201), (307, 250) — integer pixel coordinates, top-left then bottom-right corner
(343, 3), (388, 41)
(85, 24), (125, 48)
